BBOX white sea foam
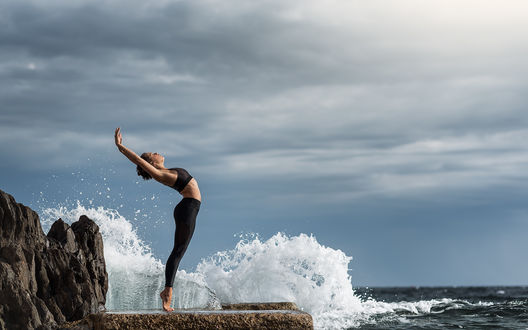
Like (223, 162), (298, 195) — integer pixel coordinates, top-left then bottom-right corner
(196, 232), (366, 328)
(39, 203), (494, 329)
(40, 202), (220, 311)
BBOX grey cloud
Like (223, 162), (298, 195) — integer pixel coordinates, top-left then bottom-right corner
(2, 0), (528, 201)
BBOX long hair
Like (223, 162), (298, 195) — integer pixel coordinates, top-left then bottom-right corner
(136, 153), (153, 180)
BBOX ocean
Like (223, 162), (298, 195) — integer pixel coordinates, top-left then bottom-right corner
(39, 203), (527, 330)
(354, 286), (528, 329)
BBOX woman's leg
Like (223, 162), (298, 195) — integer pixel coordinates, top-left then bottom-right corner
(165, 218), (196, 286)
(161, 198), (200, 310)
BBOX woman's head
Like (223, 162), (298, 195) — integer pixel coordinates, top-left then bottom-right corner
(136, 152), (165, 180)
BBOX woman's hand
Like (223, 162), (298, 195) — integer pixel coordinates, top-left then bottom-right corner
(115, 127), (123, 147)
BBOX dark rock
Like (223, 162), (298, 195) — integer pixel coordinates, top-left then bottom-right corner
(0, 189), (45, 247)
(48, 218), (78, 253)
(71, 215), (108, 306)
(0, 189), (108, 329)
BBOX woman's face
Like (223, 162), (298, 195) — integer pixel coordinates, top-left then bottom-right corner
(148, 152), (164, 166)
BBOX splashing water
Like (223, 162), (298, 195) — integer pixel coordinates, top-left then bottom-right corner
(41, 202), (220, 310)
(39, 203), (500, 329)
(196, 232), (365, 328)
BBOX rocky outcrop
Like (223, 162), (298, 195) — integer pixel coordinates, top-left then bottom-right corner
(62, 303), (313, 330)
(0, 189), (108, 330)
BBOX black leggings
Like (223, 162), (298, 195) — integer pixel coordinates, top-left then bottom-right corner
(165, 197), (201, 287)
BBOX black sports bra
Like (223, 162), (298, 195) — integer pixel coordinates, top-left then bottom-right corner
(169, 168), (193, 192)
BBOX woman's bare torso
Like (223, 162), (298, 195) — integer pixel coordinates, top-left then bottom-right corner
(159, 168), (201, 201)
(179, 178), (201, 201)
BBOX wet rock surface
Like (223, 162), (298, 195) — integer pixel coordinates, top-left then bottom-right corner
(0, 189), (108, 330)
(62, 303), (313, 330)
(221, 302), (301, 311)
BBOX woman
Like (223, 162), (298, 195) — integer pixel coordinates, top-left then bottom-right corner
(114, 127), (202, 312)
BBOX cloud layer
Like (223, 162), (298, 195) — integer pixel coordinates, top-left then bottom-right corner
(2, 0), (528, 199)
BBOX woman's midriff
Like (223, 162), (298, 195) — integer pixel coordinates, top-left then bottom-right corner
(180, 178), (201, 201)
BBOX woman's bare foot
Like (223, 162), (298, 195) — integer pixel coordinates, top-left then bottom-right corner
(160, 287), (174, 312)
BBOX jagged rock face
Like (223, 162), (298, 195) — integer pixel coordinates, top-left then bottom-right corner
(0, 189), (108, 330)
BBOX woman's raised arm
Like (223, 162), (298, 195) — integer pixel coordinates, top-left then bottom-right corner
(114, 127), (165, 181)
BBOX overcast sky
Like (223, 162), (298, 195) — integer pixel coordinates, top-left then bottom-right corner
(2, 0), (528, 286)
